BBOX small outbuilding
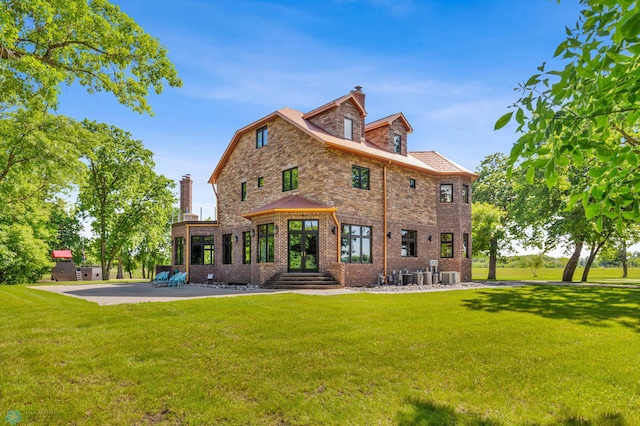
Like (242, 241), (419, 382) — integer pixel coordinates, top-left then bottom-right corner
(51, 250), (102, 281)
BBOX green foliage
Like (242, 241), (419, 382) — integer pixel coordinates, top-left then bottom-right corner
(46, 198), (85, 265)
(520, 253), (545, 277)
(0, 0), (181, 112)
(0, 110), (88, 284)
(78, 121), (175, 279)
(0, 0), (180, 282)
(471, 202), (505, 255)
(499, 1), (640, 226)
(0, 223), (51, 283)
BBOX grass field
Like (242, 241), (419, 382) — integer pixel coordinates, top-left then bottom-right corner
(1, 284), (640, 424)
(472, 267), (640, 283)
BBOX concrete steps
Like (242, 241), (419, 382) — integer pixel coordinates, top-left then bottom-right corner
(262, 272), (342, 289)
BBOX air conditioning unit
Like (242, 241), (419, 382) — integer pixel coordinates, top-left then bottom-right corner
(440, 271), (459, 284)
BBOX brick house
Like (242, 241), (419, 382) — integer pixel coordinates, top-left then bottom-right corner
(171, 87), (476, 287)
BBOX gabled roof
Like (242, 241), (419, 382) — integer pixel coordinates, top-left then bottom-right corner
(208, 107), (477, 184)
(365, 112), (414, 134)
(52, 250), (73, 259)
(243, 195), (337, 219)
(409, 151), (477, 177)
(302, 93), (366, 120)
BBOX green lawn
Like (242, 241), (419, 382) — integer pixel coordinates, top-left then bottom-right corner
(473, 267), (640, 283)
(2, 284), (640, 424)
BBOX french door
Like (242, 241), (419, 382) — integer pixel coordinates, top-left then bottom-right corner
(288, 220), (319, 272)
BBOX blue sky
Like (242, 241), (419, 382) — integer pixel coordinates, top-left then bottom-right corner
(57, 0), (583, 220)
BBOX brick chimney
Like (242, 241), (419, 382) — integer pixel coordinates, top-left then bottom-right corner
(351, 85), (365, 111)
(351, 86), (366, 142)
(179, 174), (199, 221)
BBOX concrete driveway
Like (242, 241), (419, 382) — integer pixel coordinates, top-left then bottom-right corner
(29, 282), (352, 306)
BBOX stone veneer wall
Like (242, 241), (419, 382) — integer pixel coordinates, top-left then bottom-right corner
(365, 117), (409, 155)
(307, 99), (364, 141)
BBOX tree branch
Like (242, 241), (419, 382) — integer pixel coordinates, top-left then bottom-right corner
(611, 123), (640, 147)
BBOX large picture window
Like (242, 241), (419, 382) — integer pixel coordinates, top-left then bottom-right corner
(174, 237), (184, 265)
(352, 165), (370, 190)
(191, 235), (214, 265)
(243, 231), (251, 264)
(441, 233), (454, 258)
(282, 167), (298, 192)
(258, 223), (275, 263)
(440, 184), (453, 202)
(256, 126), (268, 148)
(401, 230), (417, 257)
(341, 224), (372, 263)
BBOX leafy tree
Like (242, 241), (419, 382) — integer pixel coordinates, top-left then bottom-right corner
(520, 254), (544, 277)
(0, 110), (87, 214)
(597, 224), (640, 277)
(78, 121), (175, 279)
(0, 0), (181, 282)
(507, 163), (597, 282)
(472, 154), (517, 280)
(0, 0), (181, 112)
(497, 1), (640, 227)
(0, 111), (87, 283)
(136, 208), (173, 280)
(46, 198), (84, 265)
(0, 221), (51, 284)
(472, 202), (505, 280)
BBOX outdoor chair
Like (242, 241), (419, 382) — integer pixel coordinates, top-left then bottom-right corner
(168, 272), (181, 287)
(151, 271), (169, 287)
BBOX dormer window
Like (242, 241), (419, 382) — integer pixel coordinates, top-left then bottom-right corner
(394, 134), (401, 153)
(344, 118), (353, 140)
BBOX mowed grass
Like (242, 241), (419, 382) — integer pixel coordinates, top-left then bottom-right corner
(473, 267), (640, 284)
(2, 285), (640, 424)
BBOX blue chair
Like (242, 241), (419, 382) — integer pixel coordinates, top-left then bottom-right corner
(151, 271), (169, 287)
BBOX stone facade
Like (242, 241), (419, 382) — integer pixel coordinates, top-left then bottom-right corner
(172, 89), (475, 286)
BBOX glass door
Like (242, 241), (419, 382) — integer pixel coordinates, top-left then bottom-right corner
(288, 220), (319, 272)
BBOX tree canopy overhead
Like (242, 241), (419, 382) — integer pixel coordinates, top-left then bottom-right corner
(497, 0), (640, 229)
(0, 0), (182, 113)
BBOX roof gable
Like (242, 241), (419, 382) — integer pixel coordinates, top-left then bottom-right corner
(365, 112), (413, 134)
(302, 93), (366, 120)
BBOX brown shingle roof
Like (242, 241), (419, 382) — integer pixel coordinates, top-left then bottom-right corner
(209, 107), (477, 184)
(302, 93), (366, 119)
(409, 151), (476, 176)
(365, 112), (413, 134)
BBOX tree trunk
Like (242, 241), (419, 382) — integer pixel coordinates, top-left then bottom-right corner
(562, 240), (583, 282)
(101, 239), (109, 280)
(117, 257), (124, 279)
(488, 236), (498, 280)
(581, 243), (600, 282)
(622, 240), (628, 278)
(142, 263), (146, 279)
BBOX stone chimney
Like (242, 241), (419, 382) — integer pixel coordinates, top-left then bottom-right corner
(179, 174), (199, 221)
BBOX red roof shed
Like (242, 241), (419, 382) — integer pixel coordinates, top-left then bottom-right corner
(52, 250), (73, 259)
